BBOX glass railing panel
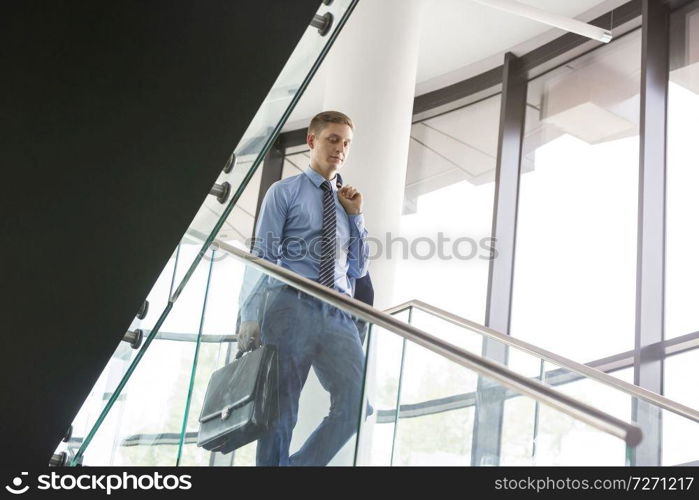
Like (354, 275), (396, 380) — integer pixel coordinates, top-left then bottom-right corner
(140, 244), (181, 332)
(354, 319), (407, 466)
(170, 0), (356, 300)
(76, 243), (639, 467)
(176, 245), (248, 466)
(55, 246), (180, 464)
(542, 363), (699, 466)
(401, 303), (699, 465)
(408, 308), (483, 352)
(197, 248), (636, 466)
(663, 349), (699, 465)
(71, 0), (358, 466)
(500, 389), (537, 465)
(53, 341), (137, 465)
(531, 394), (629, 466)
(543, 363), (633, 423)
(212, 166), (263, 247)
(205, 247), (642, 466)
(530, 364), (630, 466)
(355, 323), (632, 466)
(501, 380), (627, 466)
(389, 338), (477, 466)
(73, 247), (214, 466)
(175, 250), (371, 467)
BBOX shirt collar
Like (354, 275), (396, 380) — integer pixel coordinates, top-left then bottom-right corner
(304, 166), (343, 191)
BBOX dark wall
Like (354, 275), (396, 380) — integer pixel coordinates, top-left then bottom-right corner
(0, 0), (321, 465)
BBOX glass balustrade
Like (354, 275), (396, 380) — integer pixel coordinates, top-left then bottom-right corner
(72, 243), (640, 466)
(384, 301), (699, 465)
(63, 0), (359, 465)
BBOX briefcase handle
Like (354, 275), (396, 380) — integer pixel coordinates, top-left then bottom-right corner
(235, 344), (263, 360)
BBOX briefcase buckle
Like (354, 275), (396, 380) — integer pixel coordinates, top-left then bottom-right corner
(221, 406), (231, 420)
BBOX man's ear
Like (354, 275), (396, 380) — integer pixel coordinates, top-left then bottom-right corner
(307, 133), (315, 150)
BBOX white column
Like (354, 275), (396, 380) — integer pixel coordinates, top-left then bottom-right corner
(323, 0), (424, 309)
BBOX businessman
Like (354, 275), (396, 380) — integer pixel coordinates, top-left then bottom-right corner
(238, 110), (369, 466)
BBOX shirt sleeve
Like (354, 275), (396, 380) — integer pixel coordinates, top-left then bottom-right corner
(347, 213), (369, 279)
(239, 182), (287, 322)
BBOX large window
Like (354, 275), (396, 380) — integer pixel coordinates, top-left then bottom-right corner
(393, 95), (501, 324)
(659, 3), (699, 465)
(666, 4), (699, 340)
(511, 31), (642, 363)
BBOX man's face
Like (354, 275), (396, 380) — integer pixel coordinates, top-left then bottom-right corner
(308, 123), (353, 172)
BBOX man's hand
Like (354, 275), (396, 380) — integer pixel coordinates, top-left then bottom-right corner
(237, 321), (261, 352)
(338, 185), (363, 215)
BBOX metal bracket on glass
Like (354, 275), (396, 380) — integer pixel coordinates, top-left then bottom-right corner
(223, 152), (236, 174)
(209, 181), (231, 204)
(62, 425), (72, 443)
(49, 452), (67, 467)
(136, 300), (149, 320)
(122, 329), (143, 350)
(311, 12), (334, 36)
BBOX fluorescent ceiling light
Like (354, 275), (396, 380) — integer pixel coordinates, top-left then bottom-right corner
(471, 0), (613, 43)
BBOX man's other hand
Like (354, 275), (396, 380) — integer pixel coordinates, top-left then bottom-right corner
(237, 321), (261, 352)
(338, 185), (362, 215)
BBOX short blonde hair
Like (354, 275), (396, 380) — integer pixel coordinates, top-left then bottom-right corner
(308, 110), (354, 136)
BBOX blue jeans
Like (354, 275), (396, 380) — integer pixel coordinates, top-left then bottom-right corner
(255, 285), (366, 466)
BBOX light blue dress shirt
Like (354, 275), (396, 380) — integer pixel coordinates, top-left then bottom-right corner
(240, 166), (369, 322)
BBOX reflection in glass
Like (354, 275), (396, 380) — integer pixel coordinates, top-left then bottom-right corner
(512, 30), (641, 362)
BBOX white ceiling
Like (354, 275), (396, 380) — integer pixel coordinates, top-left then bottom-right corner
(414, 0), (623, 92)
(284, 0), (628, 130)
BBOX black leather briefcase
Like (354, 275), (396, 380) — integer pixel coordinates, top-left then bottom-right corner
(197, 345), (279, 454)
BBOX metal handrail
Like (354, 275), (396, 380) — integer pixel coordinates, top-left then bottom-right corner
(214, 240), (642, 447)
(153, 331), (237, 343)
(386, 299), (699, 424)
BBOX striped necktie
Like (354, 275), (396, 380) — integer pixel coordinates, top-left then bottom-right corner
(318, 180), (336, 288)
